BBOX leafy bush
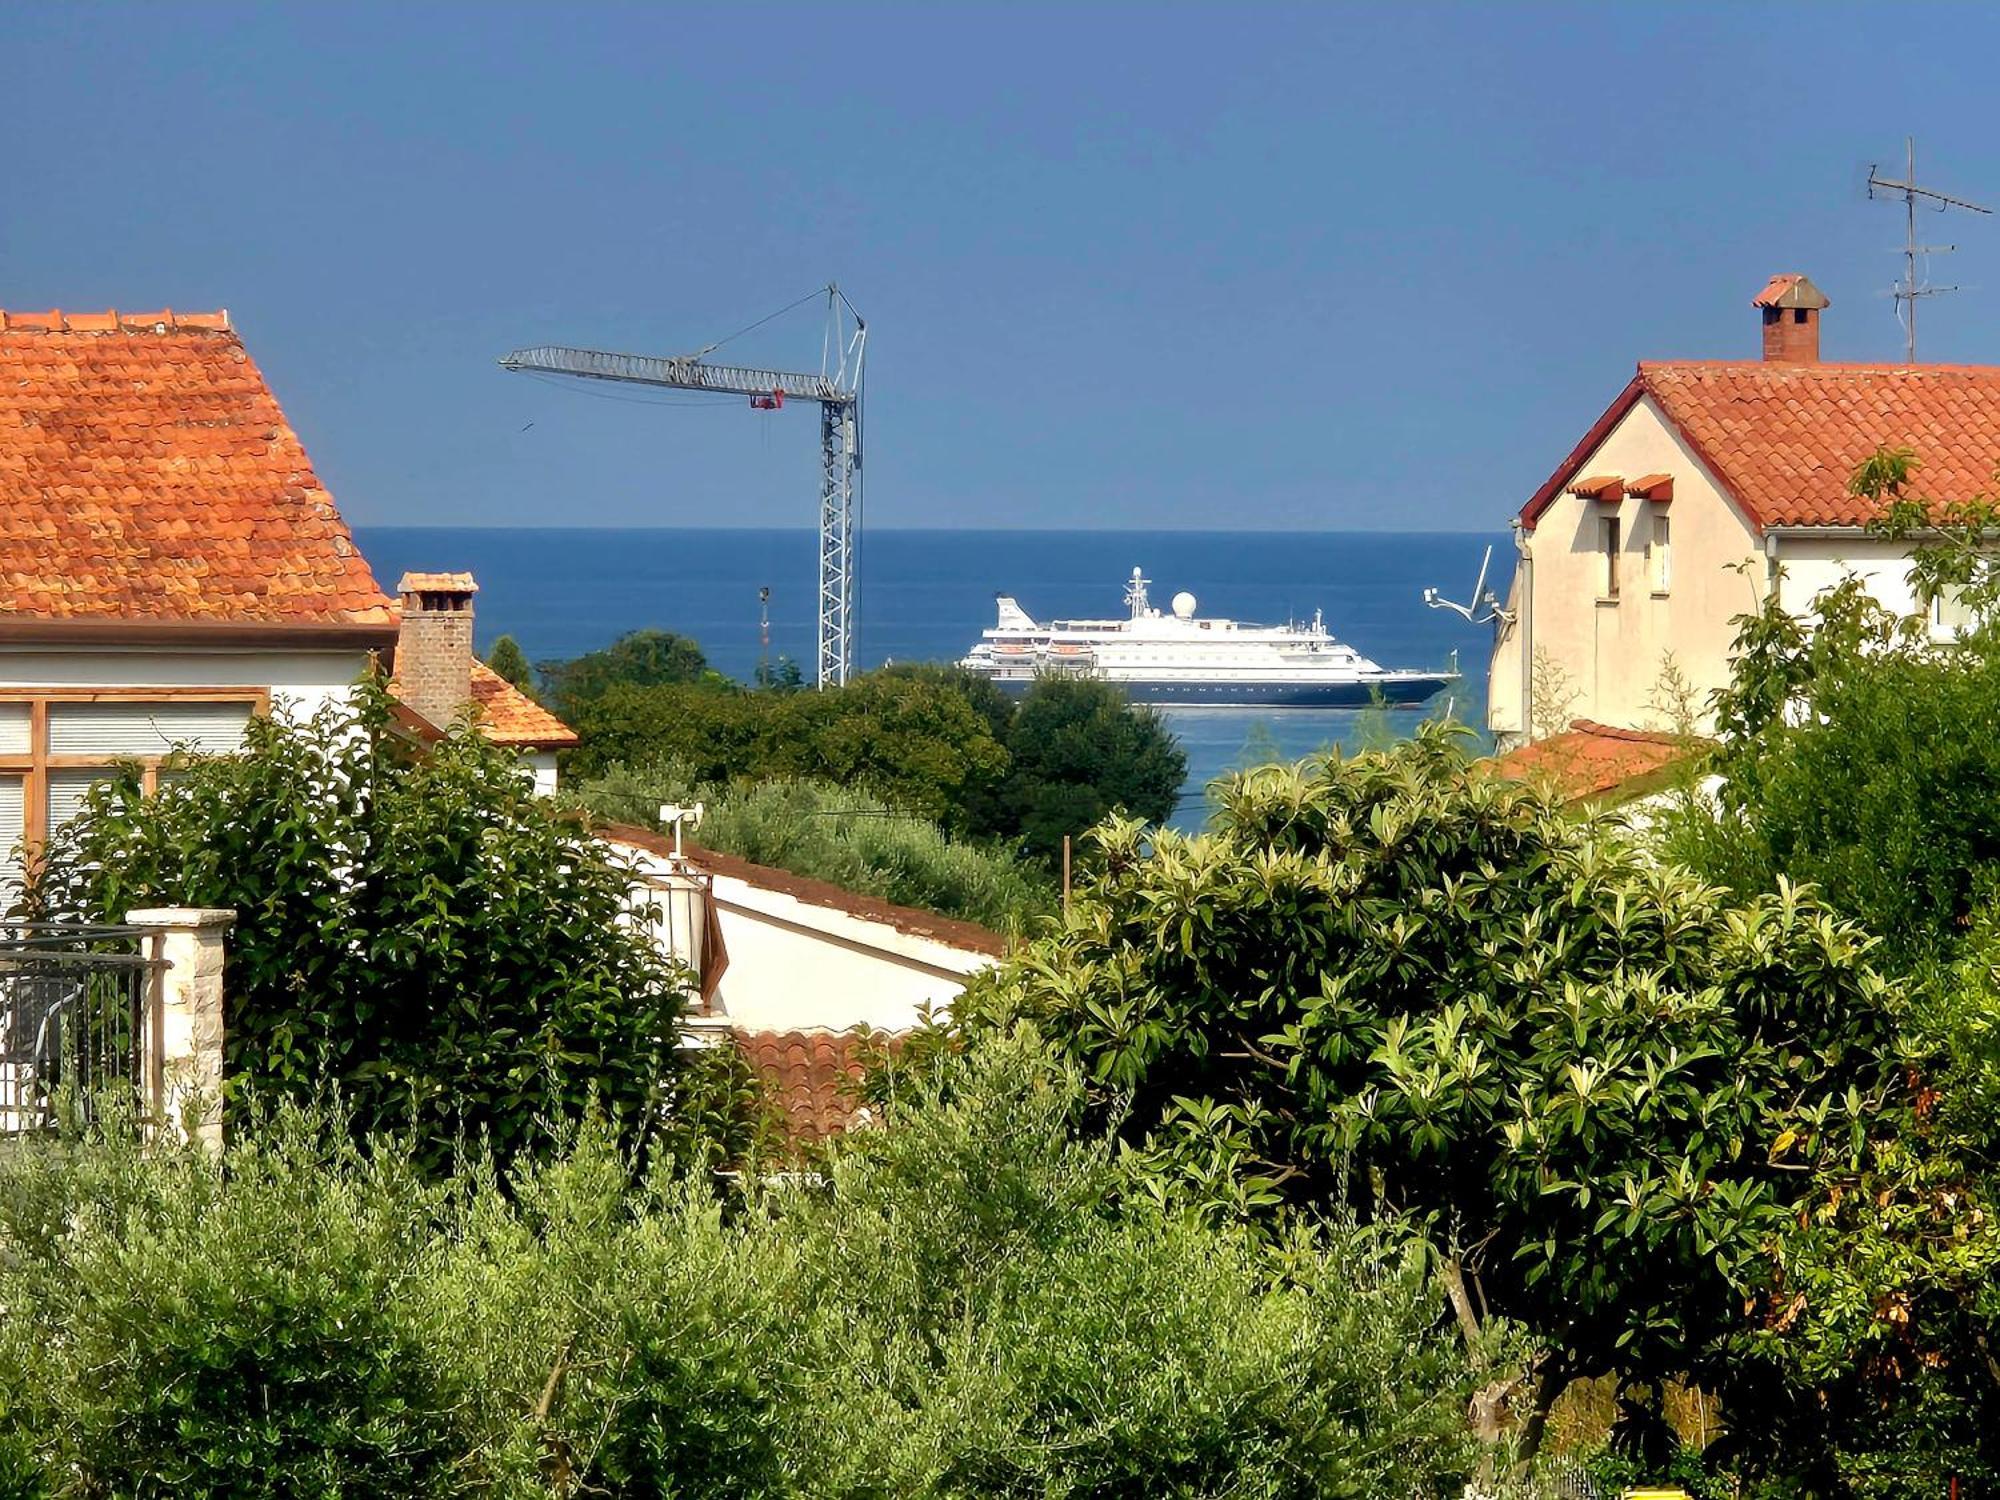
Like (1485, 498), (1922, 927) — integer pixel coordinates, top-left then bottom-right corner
(959, 724), (1902, 1451)
(0, 1033), (1482, 1497)
(573, 759), (1055, 932)
(0, 1101), (469, 1495)
(31, 677), (688, 1170)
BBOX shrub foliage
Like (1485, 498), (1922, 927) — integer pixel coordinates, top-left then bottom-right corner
(959, 724), (1901, 1447)
(31, 677), (687, 1169)
(0, 1035), (1483, 1498)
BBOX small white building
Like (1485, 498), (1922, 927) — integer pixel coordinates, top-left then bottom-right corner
(1488, 274), (1999, 748)
(602, 823), (1008, 1142)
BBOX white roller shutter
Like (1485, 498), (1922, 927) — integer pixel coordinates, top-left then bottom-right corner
(47, 700), (252, 757)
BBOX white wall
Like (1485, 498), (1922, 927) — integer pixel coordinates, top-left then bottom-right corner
(0, 646), (372, 721)
(524, 751), (560, 797)
(1769, 533), (1953, 630)
(611, 837), (998, 1034)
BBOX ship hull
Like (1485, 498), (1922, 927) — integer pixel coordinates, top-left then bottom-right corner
(983, 673), (1455, 708)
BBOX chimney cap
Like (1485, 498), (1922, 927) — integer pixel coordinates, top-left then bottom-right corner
(397, 571), (478, 597)
(1752, 274), (1830, 311)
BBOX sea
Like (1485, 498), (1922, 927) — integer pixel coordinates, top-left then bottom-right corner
(357, 528), (1509, 829)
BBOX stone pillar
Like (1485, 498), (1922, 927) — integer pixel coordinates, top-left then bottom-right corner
(125, 907), (235, 1152)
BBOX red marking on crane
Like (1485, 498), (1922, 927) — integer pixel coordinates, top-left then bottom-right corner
(749, 389), (785, 410)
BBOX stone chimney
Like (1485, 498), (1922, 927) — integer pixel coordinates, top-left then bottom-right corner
(395, 572), (478, 729)
(1753, 273), (1829, 363)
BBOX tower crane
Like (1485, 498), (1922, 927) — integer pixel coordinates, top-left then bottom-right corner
(500, 286), (866, 687)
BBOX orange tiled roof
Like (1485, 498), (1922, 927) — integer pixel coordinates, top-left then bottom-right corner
(1488, 719), (1698, 804)
(1524, 361), (2000, 532)
(734, 1027), (885, 1143)
(468, 663), (578, 748)
(0, 310), (393, 624)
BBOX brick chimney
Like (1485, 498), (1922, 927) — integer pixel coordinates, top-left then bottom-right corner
(1753, 273), (1829, 363)
(395, 571), (478, 729)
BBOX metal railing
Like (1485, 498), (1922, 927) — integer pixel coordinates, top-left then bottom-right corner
(0, 923), (162, 1134)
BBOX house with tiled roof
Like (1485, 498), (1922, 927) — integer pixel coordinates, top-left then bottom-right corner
(1489, 274), (2000, 747)
(602, 821), (1006, 1147)
(0, 309), (570, 871)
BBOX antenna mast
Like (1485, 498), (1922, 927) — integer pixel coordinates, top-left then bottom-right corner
(1868, 137), (1991, 363)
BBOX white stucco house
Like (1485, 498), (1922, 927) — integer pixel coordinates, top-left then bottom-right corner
(0, 307), (571, 885)
(602, 822), (1008, 1142)
(1488, 274), (2000, 748)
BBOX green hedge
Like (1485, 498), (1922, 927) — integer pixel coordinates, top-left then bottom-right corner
(0, 1035), (1480, 1498)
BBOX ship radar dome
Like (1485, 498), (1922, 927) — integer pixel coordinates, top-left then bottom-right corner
(1171, 591), (1197, 619)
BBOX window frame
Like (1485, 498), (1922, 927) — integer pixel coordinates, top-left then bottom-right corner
(1600, 515), (1622, 600)
(0, 687), (268, 853)
(1647, 512), (1672, 596)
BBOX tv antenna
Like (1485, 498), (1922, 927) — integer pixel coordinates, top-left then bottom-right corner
(1424, 544), (1512, 629)
(1868, 137), (1991, 363)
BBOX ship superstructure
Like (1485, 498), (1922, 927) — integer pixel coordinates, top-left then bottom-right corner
(958, 568), (1455, 708)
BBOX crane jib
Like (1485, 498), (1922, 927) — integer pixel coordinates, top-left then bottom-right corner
(499, 346), (853, 405)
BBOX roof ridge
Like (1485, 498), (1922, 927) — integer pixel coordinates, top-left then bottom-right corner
(1569, 718), (1688, 745)
(0, 308), (231, 333)
(1641, 358), (2000, 375)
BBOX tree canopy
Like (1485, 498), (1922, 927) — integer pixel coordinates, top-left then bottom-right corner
(541, 629), (716, 720)
(483, 634), (535, 695)
(959, 723), (1901, 1450)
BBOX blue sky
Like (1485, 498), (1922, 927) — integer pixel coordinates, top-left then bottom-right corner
(4, 3), (1998, 531)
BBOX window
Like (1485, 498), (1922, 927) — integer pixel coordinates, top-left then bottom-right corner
(1794, 307), (1810, 324)
(1647, 513), (1671, 594)
(1934, 585), (1977, 636)
(1601, 516), (1621, 599)
(0, 691), (262, 884)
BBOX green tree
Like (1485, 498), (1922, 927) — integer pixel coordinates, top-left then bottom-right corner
(566, 670), (1012, 834)
(959, 724), (1900, 1453)
(542, 628), (715, 719)
(1660, 448), (2000, 968)
(987, 677), (1185, 865)
(483, 633), (536, 695)
(31, 676), (687, 1170)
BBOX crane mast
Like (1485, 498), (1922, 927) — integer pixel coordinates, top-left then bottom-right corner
(499, 288), (865, 687)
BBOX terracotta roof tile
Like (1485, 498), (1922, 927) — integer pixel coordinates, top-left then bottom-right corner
(397, 571), (477, 595)
(1487, 719), (1699, 804)
(1638, 362), (2000, 528)
(468, 663), (577, 748)
(733, 1027), (885, 1142)
(1568, 474), (1624, 500)
(1524, 361), (2000, 532)
(0, 309), (392, 623)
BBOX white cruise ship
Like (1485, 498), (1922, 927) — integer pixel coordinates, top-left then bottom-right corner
(958, 568), (1456, 708)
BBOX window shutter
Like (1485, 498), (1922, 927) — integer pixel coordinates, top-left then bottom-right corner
(46, 701), (252, 757)
(0, 775), (22, 893)
(46, 769), (116, 835)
